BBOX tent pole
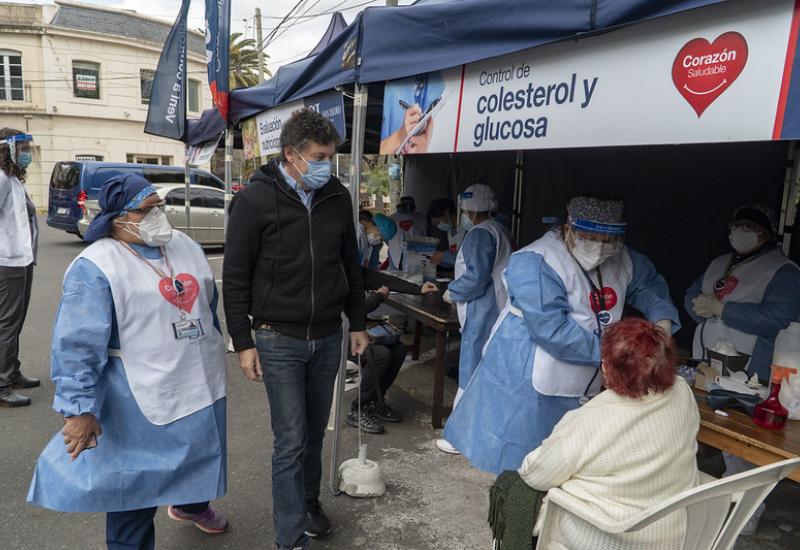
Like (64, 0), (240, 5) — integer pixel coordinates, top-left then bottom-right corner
(224, 127), (233, 236)
(185, 157), (191, 238)
(780, 141), (799, 255)
(330, 83), (369, 496)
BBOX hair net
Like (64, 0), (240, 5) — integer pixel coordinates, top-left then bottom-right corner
(83, 174), (156, 242)
(372, 213), (397, 242)
(459, 184), (497, 213)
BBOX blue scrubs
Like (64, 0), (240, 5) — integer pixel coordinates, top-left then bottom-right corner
(27, 244), (226, 513)
(444, 247), (679, 475)
(448, 228), (502, 388)
(684, 262), (800, 380)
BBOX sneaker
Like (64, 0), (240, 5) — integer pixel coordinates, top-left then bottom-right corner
(346, 407), (384, 434)
(368, 401), (402, 423)
(305, 500), (331, 538)
(436, 438), (461, 455)
(167, 505), (229, 534)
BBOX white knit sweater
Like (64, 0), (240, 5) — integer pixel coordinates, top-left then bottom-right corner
(519, 377), (700, 550)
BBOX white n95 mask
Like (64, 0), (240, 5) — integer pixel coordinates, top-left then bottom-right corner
(121, 207), (173, 247)
(729, 228), (760, 254)
(571, 236), (620, 272)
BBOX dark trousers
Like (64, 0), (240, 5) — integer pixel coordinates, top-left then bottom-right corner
(256, 326), (343, 550)
(106, 502), (208, 550)
(355, 342), (407, 404)
(0, 264), (33, 389)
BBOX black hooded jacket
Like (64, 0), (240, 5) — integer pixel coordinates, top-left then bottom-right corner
(223, 161), (366, 350)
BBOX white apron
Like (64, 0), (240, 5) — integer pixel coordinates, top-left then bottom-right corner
(0, 172), (33, 266)
(692, 250), (797, 361)
(453, 219), (512, 327)
(76, 231), (226, 425)
(490, 231), (632, 397)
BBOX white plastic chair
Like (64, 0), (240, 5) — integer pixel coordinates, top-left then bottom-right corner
(535, 457), (800, 550)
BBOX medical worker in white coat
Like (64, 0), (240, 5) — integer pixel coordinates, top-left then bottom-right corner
(437, 185), (512, 454)
(443, 196), (679, 475)
(684, 204), (800, 535)
(28, 175), (228, 549)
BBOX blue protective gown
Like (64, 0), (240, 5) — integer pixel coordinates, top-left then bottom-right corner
(444, 246), (680, 475)
(448, 227), (504, 389)
(27, 245), (227, 513)
(684, 259), (800, 380)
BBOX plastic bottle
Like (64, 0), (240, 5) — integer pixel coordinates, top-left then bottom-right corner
(753, 366), (795, 430)
(773, 322), (800, 371)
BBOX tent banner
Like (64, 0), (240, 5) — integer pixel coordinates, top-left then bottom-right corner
(205, 0), (231, 121)
(144, 0), (192, 140)
(379, 0), (800, 154)
(243, 90), (346, 160)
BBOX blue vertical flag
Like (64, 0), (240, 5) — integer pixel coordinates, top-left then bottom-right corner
(205, 0), (231, 121)
(144, 0), (192, 140)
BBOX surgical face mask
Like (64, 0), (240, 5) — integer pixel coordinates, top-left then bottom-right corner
(570, 234), (621, 271)
(436, 221), (451, 232)
(17, 152), (32, 169)
(293, 148), (331, 190)
(729, 227), (761, 254)
(120, 207), (173, 247)
(367, 232), (383, 246)
(461, 213), (475, 231)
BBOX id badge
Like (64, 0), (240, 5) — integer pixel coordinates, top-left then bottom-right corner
(173, 318), (205, 341)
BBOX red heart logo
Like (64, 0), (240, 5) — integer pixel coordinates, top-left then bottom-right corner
(714, 275), (740, 299)
(672, 32), (748, 117)
(399, 220), (414, 232)
(158, 273), (200, 313)
(589, 287), (619, 314)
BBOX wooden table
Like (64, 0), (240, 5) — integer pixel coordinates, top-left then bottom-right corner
(694, 389), (800, 482)
(384, 293), (460, 429)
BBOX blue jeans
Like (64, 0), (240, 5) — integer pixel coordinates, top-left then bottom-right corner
(256, 327), (343, 550)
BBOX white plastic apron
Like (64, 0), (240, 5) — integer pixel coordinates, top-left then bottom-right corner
(0, 172), (33, 266)
(453, 220), (512, 327)
(692, 250), (797, 360)
(76, 231), (226, 425)
(489, 231), (632, 397)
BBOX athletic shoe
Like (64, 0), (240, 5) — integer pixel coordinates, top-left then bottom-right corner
(346, 407), (384, 434)
(305, 500), (332, 538)
(167, 505), (229, 534)
(436, 438), (461, 455)
(368, 401), (402, 423)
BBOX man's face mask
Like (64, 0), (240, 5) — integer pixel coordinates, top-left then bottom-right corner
(292, 148), (332, 190)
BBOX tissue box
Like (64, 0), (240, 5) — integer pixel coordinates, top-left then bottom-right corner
(706, 350), (750, 376)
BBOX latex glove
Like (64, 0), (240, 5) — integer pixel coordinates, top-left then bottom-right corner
(420, 282), (439, 295)
(655, 319), (672, 335)
(442, 289), (453, 304)
(693, 294), (724, 319)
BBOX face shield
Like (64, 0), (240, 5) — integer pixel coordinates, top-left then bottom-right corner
(3, 133), (33, 169)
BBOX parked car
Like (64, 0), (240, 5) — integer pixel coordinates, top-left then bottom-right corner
(46, 161), (224, 238)
(79, 183), (226, 246)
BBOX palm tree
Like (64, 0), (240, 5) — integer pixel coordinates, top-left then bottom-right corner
(229, 32), (271, 89)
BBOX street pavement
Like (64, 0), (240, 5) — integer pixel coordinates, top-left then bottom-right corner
(0, 218), (798, 549)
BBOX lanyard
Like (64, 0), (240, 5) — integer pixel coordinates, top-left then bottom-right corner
(114, 239), (187, 318)
(578, 267), (606, 400)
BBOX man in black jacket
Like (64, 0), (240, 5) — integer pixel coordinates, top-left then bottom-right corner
(223, 109), (368, 550)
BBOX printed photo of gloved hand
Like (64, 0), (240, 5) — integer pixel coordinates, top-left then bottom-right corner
(692, 294), (724, 319)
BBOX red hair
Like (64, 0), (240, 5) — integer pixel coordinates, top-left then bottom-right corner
(601, 318), (676, 398)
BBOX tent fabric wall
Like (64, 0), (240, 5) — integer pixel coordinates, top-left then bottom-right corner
(229, 0), (725, 122)
(402, 151), (517, 220)
(519, 141), (790, 349)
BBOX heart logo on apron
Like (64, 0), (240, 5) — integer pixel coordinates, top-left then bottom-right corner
(158, 273), (200, 313)
(672, 31), (748, 117)
(399, 220), (414, 232)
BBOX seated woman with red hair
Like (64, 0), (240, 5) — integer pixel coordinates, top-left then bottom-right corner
(519, 318), (700, 549)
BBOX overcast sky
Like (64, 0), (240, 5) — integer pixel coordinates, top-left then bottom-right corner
(14, 0), (414, 73)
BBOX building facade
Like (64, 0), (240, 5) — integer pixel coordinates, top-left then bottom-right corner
(0, 1), (212, 206)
